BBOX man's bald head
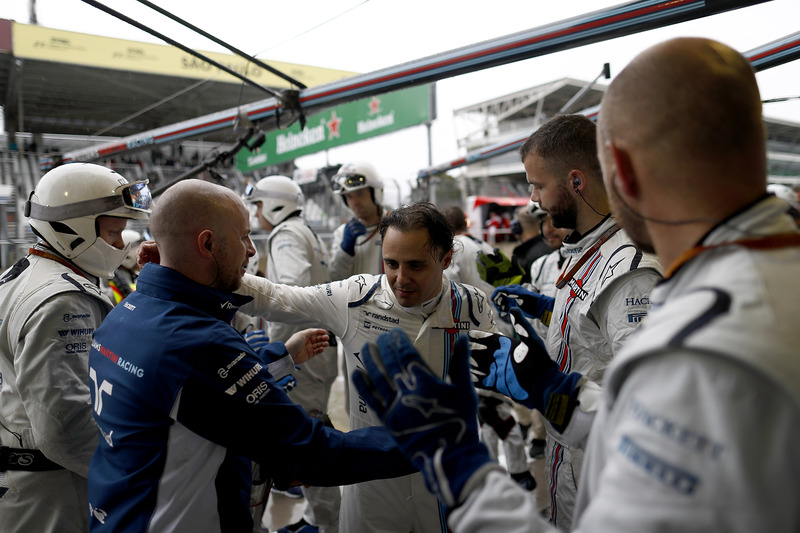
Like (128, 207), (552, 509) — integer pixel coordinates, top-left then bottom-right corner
(150, 179), (246, 270)
(600, 37), (766, 197)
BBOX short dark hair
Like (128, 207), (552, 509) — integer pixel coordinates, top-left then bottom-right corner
(519, 114), (602, 181)
(444, 205), (468, 232)
(379, 202), (454, 261)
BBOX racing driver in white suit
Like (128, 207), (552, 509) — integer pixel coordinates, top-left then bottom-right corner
(0, 163), (150, 533)
(238, 202), (498, 533)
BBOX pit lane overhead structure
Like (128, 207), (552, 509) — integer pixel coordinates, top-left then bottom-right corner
(47, 0), (773, 171)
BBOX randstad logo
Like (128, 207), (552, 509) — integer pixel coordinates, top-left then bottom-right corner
(63, 313), (91, 322)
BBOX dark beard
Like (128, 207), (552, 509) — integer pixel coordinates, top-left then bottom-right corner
(549, 196), (578, 230)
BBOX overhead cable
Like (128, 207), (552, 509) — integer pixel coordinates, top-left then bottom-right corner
(134, 0), (306, 89)
(254, 0), (370, 56)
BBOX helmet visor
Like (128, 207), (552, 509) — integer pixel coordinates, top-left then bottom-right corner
(120, 181), (152, 212)
(243, 182), (261, 203)
(333, 174), (367, 194)
(26, 179), (151, 221)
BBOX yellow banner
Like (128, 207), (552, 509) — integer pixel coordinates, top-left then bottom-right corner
(12, 22), (355, 89)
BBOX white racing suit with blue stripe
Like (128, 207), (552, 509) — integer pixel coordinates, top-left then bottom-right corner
(447, 195), (800, 533)
(543, 216), (662, 528)
(86, 264), (413, 533)
(239, 272), (497, 533)
(0, 246), (112, 533)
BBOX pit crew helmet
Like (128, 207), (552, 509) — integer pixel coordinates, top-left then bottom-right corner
(767, 183), (798, 207)
(244, 175), (305, 226)
(332, 160), (384, 207)
(25, 163), (151, 278)
(525, 201), (546, 219)
(120, 229), (144, 270)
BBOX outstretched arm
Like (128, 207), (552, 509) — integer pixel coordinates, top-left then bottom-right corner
(352, 329), (502, 509)
(285, 328), (329, 364)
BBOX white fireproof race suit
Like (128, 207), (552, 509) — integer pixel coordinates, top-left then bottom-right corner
(328, 216), (384, 281)
(446, 195), (800, 533)
(0, 245), (113, 533)
(238, 272), (497, 533)
(264, 215), (341, 532)
(542, 216), (662, 527)
(526, 248), (565, 339)
(445, 234), (494, 297)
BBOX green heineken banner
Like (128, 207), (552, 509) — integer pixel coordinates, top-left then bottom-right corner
(237, 83), (434, 172)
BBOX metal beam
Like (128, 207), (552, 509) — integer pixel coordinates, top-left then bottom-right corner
(416, 29), (800, 180)
(46, 0), (771, 169)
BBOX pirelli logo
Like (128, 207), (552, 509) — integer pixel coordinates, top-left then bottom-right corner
(628, 312), (648, 323)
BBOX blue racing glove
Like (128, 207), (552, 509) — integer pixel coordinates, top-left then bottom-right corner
(276, 374), (297, 393)
(468, 306), (582, 433)
(244, 329), (298, 388)
(491, 284), (555, 326)
(352, 329), (498, 509)
(244, 329), (270, 351)
(340, 218), (367, 256)
(476, 249), (524, 287)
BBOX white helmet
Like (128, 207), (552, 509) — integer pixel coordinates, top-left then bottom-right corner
(245, 248), (261, 276)
(25, 163), (151, 278)
(120, 229), (144, 270)
(524, 201), (546, 218)
(244, 175), (304, 226)
(332, 160), (384, 207)
(767, 183), (798, 207)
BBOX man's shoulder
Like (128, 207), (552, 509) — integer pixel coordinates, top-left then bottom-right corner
(446, 279), (495, 325)
(613, 272), (800, 406)
(17, 256), (109, 304)
(274, 217), (313, 234)
(270, 221), (312, 246)
(598, 230), (662, 279)
(344, 273), (383, 294)
(459, 234), (493, 253)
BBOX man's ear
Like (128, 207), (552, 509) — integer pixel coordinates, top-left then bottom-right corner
(442, 248), (453, 270)
(609, 141), (639, 198)
(198, 230), (214, 257)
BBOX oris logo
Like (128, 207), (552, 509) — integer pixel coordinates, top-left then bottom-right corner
(246, 381), (270, 404)
(66, 342), (88, 354)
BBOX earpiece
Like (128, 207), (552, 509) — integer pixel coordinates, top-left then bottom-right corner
(573, 174), (609, 217)
(205, 242), (212, 252)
